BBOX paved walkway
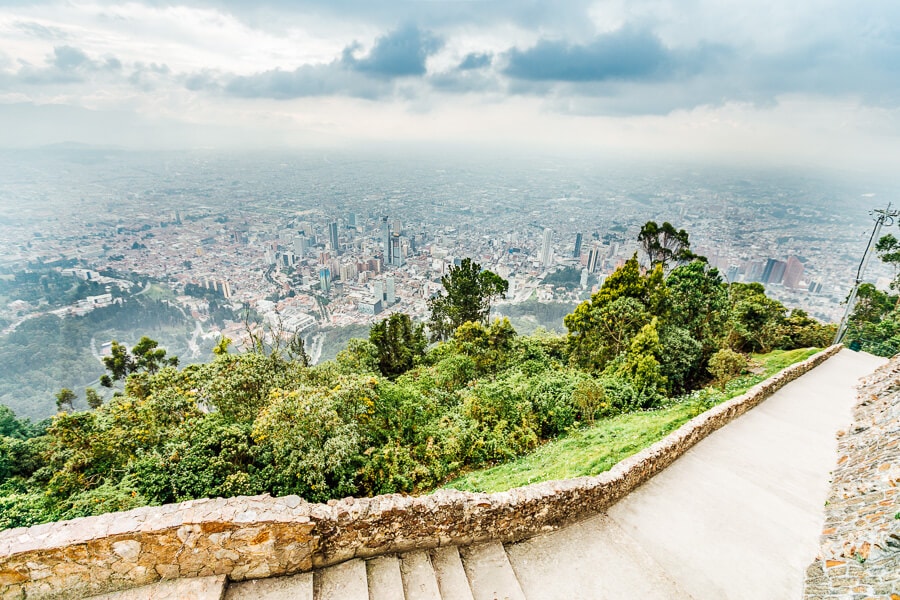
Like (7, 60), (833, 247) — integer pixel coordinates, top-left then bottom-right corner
(95, 348), (886, 600)
(506, 348), (886, 599)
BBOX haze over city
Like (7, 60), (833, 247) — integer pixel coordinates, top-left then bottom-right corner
(1, 0), (899, 420)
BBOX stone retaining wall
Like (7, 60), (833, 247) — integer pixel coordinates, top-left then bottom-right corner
(0, 345), (841, 599)
(803, 353), (900, 599)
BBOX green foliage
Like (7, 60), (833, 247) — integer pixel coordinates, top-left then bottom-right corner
(726, 283), (788, 352)
(637, 221), (697, 272)
(369, 313), (427, 379)
(0, 222), (837, 530)
(55, 388), (76, 413)
(565, 255), (665, 371)
(616, 318), (667, 408)
(708, 348), (748, 389)
(428, 258), (508, 341)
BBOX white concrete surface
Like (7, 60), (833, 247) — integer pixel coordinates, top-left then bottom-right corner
(225, 573), (312, 600)
(314, 559), (368, 600)
(400, 550), (442, 600)
(460, 542), (526, 600)
(505, 348), (885, 600)
(430, 547), (475, 600)
(367, 555), (406, 600)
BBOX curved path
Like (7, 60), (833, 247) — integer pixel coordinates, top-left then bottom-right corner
(95, 348), (885, 600)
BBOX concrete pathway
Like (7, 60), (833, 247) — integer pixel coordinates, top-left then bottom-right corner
(93, 349), (884, 600)
(506, 348), (885, 599)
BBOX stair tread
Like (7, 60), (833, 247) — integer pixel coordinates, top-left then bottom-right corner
(314, 559), (368, 600)
(430, 547), (475, 600)
(367, 555), (405, 600)
(459, 542), (526, 600)
(225, 573), (312, 600)
(89, 575), (227, 600)
(400, 550), (442, 600)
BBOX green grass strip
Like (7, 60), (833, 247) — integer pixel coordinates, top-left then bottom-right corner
(444, 347), (820, 493)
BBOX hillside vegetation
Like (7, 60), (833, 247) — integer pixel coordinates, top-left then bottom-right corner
(0, 224), (836, 530)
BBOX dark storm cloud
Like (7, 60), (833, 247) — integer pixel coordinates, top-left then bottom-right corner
(458, 53), (492, 71)
(225, 62), (387, 99)
(51, 45), (89, 70)
(504, 28), (673, 83)
(221, 25), (441, 99)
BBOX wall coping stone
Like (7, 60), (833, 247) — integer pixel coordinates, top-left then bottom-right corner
(0, 345), (842, 599)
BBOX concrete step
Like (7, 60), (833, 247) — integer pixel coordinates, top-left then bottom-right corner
(400, 550), (442, 600)
(506, 513), (690, 600)
(366, 555), (406, 600)
(459, 542), (526, 600)
(429, 547), (475, 600)
(89, 575), (227, 600)
(314, 559), (368, 600)
(225, 573), (312, 600)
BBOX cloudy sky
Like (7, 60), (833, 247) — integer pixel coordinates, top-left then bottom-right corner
(0, 0), (898, 168)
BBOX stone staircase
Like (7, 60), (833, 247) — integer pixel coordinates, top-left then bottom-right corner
(95, 542), (530, 599)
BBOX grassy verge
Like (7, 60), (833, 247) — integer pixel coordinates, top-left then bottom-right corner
(443, 347), (821, 493)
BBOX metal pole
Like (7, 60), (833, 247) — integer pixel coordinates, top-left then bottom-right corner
(834, 203), (898, 345)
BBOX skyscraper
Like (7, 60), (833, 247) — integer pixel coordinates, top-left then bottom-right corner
(761, 258), (787, 285)
(319, 268), (331, 293)
(382, 217), (393, 265)
(587, 243), (601, 273)
(328, 221), (340, 255)
(540, 228), (553, 267)
(385, 276), (396, 304)
(783, 256), (804, 288)
(573, 232), (583, 258)
(293, 236), (308, 258)
(390, 234), (404, 267)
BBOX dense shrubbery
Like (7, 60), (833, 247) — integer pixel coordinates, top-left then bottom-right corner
(0, 225), (837, 529)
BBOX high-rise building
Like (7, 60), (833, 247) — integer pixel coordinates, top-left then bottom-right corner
(587, 243), (601, 273)
(385, 276), (396, 304)
(390, 234), (404, 267)
(540, 228), (553, 267)
(328, 221), (340, 255)
(319, 268), (331, 293)
(348, 213), (358, 227)
(294, 236), (308, 258)
(573, 232), (583, 258)
(783, 256), (804, 289)
(382, 217), (393, 265)
(761, 258), (787, 285)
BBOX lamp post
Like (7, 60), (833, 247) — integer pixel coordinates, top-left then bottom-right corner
(834, 203), (900, 345)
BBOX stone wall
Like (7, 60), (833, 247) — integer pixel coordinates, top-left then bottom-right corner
(803, 353), (900, 599)
(0, 345), (841, 599)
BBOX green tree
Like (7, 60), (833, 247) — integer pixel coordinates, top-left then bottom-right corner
(85, 387), (103, 410)
(55, 388), (76, 413)
(369, 313), (427, 379)
(100, 337), (178, 387)
(726, 283), (787, 353)
(427, 258), (508, 341)
(616, 318), (667, 407)
(876, 234), (900, 297)
(565, 255), (667, 370)
(708, 348), (747, 390)
(638, 221), (697, 272)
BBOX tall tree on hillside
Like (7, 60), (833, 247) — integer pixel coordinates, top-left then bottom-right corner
(564, 254), (667, 370)
(369, 313), (427, 379)
(637, 221), (696, 272)
(100, 337), (178, 387)
(428, 258), (508, 341)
